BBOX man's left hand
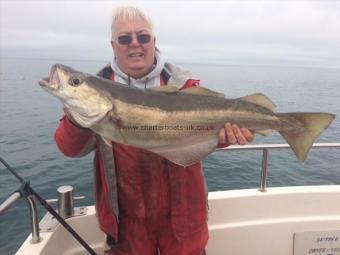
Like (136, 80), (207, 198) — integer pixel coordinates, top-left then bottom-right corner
(218, 123), (254, 147)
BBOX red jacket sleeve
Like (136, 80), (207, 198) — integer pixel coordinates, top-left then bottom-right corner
(55, 116), (96, 157)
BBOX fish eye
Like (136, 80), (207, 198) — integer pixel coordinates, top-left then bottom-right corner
(69, 77), (82, 87)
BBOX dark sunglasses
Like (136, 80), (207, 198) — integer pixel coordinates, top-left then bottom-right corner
(117, 34), (152, 45)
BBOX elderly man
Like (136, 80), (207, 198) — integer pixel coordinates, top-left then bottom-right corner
(55, 6), (253, 255)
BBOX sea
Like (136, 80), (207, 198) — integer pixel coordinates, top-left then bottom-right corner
(0, 58), (339, 254)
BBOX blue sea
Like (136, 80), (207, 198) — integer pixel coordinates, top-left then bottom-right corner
(0, 58), (339, 254)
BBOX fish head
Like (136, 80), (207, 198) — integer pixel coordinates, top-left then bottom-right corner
(39, 64), (113, 127)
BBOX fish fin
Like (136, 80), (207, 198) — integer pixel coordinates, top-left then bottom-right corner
(93, 112), (129, 144)
(255, 129), (273, 136)
(148, 85), (179, 93)
(102, 137), (113, 147)
(111, 118), (129, 144)
(100, 125), (128, 144)
(116, 128), (128, 144)
(151, 139), (218, 167)
(180, 86), (225, 98)
(278, 112), (335, 163)
(239, 93), (276, 111)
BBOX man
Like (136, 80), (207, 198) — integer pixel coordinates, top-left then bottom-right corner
(55, 6), (253, 255)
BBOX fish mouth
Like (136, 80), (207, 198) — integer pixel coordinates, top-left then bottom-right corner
(39, 76), (50, 87)
(39, 64), (60, 90)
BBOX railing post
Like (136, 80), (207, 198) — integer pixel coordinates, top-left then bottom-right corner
(259, 148), (269, 192)
(26, 195), (42, 244)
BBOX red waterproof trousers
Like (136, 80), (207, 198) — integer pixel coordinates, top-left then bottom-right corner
(104, 145), (208, 255)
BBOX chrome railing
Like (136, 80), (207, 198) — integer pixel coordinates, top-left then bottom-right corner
(216, 142), (340, 192)
(0, 185), (85, 244)
(0, 192), (41, 243)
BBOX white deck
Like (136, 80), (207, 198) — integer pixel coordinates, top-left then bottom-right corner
(16, 185), (340, 255)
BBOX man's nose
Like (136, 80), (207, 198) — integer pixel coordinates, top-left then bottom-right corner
(129, 35), (140, 46)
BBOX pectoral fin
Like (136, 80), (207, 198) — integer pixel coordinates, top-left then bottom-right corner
(91, 112), (128, 144)
(102, 137), (113, 147)
(111, 119), (128, 144)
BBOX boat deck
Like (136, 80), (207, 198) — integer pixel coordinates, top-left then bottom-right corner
(15, 185), (340, 255)
(10, 143), (340, 254)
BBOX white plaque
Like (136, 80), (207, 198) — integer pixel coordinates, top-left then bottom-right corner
(294, 230), (340, 255)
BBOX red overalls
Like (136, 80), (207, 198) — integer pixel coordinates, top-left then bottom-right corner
(55, 67), (209, 255)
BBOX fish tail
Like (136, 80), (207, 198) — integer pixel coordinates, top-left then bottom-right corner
(278, 112), (336, 163)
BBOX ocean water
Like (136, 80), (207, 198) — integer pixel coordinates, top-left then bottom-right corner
(0, 58), (339, 254)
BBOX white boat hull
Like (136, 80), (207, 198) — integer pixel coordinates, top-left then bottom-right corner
(16, 185), (340, 255)
(207, 185), (340, 255)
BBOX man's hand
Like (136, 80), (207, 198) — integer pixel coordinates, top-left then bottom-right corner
(218, 123), (254, 147)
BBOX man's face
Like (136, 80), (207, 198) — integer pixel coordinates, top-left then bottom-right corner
(111, 19), (156, 79)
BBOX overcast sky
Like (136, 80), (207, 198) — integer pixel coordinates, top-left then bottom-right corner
(1, 0), (340, 68)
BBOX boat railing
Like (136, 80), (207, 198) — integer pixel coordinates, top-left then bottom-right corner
(216, 142), (340, 192)
(1, 143), (340, 246)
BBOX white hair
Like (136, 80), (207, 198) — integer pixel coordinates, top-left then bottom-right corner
(111, 6), (154, 39)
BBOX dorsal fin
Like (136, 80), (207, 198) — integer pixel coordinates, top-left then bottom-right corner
(148, 85), (179, 94)
(239, 93), (276, 111)
(180, 86), (225, 98)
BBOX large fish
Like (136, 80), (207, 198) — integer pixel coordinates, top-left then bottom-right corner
(39, 64), (335, 166)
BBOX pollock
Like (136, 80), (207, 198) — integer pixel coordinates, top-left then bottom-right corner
(39, 64), (336, 166)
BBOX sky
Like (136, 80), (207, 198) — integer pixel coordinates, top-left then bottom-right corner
(1, 0), (340, 68)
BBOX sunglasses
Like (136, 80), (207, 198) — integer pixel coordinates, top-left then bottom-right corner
(117, 34), (152, 45)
